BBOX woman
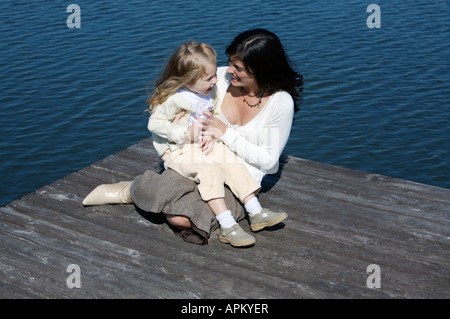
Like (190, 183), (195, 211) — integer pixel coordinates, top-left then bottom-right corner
(83, 29), (303, 244)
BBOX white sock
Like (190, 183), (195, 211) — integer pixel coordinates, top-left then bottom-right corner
(245, 197), (262, 217)
(216, 210), (237, 229)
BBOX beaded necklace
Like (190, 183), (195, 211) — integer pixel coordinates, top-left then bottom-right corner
(240, 87), (263, 108)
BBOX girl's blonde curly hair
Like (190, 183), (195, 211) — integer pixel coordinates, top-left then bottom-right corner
(147, 41), (217, 112)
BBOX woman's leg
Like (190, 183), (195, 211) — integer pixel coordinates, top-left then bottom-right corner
(166, 215), (191, 230)
(82, 181), (132, 206)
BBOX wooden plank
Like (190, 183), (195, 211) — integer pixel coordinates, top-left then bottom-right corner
(3, 194), (335, 298)
(8, 184), (444, 298)
(262, 166), (449, 244)
(280, 155), (450, 206)
(261, 173), (449, 269)
(0, 137), (449, 299)
(0, 204), (217, 298)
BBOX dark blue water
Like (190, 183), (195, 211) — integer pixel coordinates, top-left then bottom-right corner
(1, 0), (449, 206)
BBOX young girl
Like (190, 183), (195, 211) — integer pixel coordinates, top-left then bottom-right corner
(147, 41), (287, 247)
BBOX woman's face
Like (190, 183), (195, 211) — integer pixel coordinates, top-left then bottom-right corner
(227, 55), (257, 89)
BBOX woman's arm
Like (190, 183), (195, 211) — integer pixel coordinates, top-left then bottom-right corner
(222, 108), (293, 170)
(201, 93), (294, 171)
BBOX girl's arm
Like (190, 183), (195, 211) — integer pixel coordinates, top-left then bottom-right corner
(147, 107), (189, 145)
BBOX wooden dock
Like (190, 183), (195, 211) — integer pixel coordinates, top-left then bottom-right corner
(1, 137), (449, 299)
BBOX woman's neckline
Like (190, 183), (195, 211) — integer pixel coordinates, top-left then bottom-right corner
(218, 71), (275, 128)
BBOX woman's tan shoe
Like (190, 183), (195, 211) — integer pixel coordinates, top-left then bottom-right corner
(82, 181), (133, 206)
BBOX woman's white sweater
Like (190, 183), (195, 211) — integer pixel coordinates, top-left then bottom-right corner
(215, 67), (294, 184)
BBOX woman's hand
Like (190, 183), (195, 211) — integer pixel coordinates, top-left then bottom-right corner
(198, 135), (215, 155)
(199, 111), (228, 139)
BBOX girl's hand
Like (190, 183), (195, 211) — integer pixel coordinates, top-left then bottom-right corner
(184, 125), (201, 144)
(172, 110), (200, 144)
(199, 111), (228, 139)
(172, 110), (186, 124)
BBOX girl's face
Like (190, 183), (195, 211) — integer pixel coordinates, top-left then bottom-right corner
(185, 62), (217, 95)
(227, 55), (257, 89)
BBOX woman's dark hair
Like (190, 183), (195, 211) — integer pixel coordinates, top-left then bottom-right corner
(226, 29), (303, 111)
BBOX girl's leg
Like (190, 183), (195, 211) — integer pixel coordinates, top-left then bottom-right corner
(206, 197), (228, 214)
(211, 143), (261, 204)
(207, 197), (236, 228)
(212, 145), (288, 232)
(207, 197), (255, 247)
(166, 152), (255, 247)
